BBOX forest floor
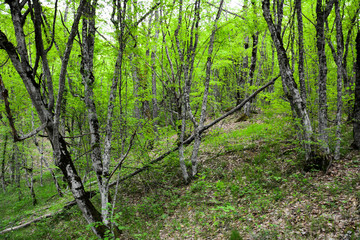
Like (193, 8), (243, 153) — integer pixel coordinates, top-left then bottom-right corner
(1, 109), (360, 239)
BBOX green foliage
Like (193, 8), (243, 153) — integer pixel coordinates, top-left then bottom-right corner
(230, 229), (243, 240)
(1, 0), (360, 238)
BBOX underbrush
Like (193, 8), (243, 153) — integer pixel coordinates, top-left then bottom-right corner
(1, 110), (359, 239)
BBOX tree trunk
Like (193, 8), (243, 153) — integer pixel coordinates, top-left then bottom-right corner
(352, 29), (360, 149)
(0, 0), (109, 237)
(151, 9), (159, 137)
(315, 0), (334, 155)
(333, 0), (344, 161)
(262, 0), (313, 164)
(244, 32), (259, 116)
(295, 0), (306, 103)
(1, 133), (8, 193)
(34, 134), (63, 197)
(191, 0), (224, 177)
(24, 156), (37, 206)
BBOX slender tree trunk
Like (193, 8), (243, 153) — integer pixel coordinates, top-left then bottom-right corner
(24, 156), (37, 206)
(238, 36), (249, 105)
(315, 0), (334, 155)
(174, 0), (190, 182)
(333, 0), (344, 161)
(10, 148), (15, 184)
(131, 56), (141, 119)
(296, 0), (306, 103)
(151, 9), (159, 136)
(179, 108), (189, 182)
(34, 135), (63, 197)
(262, 0), (313, 164)
(1, 134), (8, 193)
(0, 0), (109, 237)
(244, 32), (259, 116)
(352, 29), (360, 149)
(343, 7), (360, 95)
(81, 0), (120, 235)
(191, 0), (224, 177)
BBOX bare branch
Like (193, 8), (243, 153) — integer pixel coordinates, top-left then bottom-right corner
(206, 1), (245, 20)
(107, 130), (137, 183)
(110, 74), (280, 185)
(135, 2), (161, 27)
(16, 122), (48, 142)
(44, 0), (58, 54)
(0, 74), (19, 141)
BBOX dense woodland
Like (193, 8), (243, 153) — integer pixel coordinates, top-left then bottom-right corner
(0, 0), (360, 239)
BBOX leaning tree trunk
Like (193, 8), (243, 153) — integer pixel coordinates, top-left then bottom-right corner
(0, 0), (108, 237)
(262, 0), (313, 164)
(352, 29), (360, 149)
(80, 1), (121, 236)
(190, 0), (224, 177)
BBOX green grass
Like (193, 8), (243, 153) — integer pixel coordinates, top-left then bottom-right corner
(1, 110), (359, 239)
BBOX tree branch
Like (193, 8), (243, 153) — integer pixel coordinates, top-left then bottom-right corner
(206, 1), (245, 20)
(135, 2), (161, 27)
(110, 74), (280, 185)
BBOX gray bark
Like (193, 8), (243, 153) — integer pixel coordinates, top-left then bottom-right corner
(244, 32), (259, 116)
(343, 7), (360, 92)
(352, 29), (360, 149)
(151, 9), (159, 136)
(80, 0), (120, 235)
(104, 0), (128, 177)
(295, 0), (306, 103)
(111, 75), (280, 185)
(262, 0), (313, 162)
(0, 0), (108, 237)
(333, 0), (344, 161)
(315, 0), (334, 155)
(191, 0), (224, 177)
(1, 133), (7, 193)
(24, 156), (37, 206)
(174, 0), (190, 182)
(130, 55), (141, 120)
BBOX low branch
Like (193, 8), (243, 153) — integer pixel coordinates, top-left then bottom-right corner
(107, 131), (137, 183)
(206, 1), (245, 20)
(110, 74), (280, 185)
(0, 211), (60, 234)
(0, 190), (95, 234)
(0, 75), (280, 233)
(0, 74), (19, 140)
(16, 122), (47, 142)
(135, 2), (161, 27)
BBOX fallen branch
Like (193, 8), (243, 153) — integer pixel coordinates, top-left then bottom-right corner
(0, 75), (279, 233)
(111, 74), (280, 186)
(0, 191), (95, 234)
(0, 210), (62, 235)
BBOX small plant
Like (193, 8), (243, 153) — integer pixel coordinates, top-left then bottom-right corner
(230, 229), (242, 240)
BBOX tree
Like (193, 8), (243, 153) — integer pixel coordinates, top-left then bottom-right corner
(315, 0), (334, 156)
(352, 29), (360, 149)
(0, 0), (108, 237)
(262, 0), (313, 166)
